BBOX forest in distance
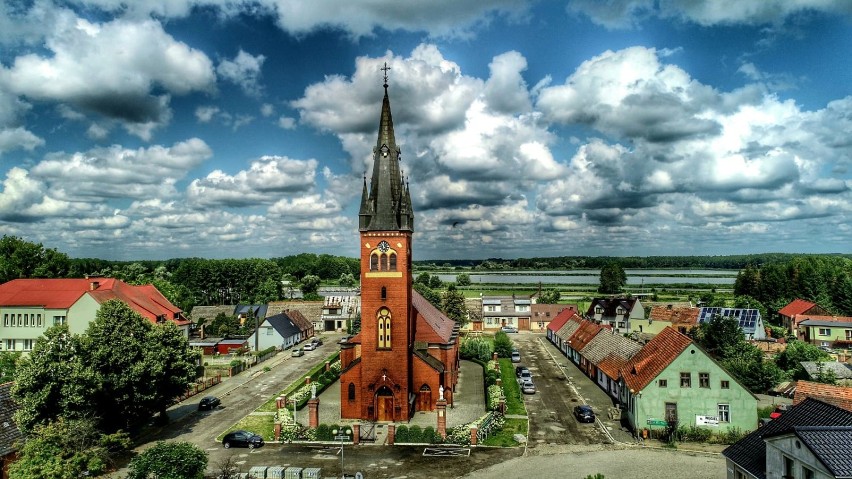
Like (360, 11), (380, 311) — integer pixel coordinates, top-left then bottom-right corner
(1, 235), (850, 317)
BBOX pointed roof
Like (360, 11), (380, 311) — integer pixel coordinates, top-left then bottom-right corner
(547, 308), (575, 333)
(412, 290), (457, 344)
(779, 298), (819, 317)
(794, 381), (852, 412)
(620, 326), (692, 392)
(360, 78), (413, 232)
(723, 398), (852, 479)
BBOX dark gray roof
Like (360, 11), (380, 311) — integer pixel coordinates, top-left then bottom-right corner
(799, 319), (852, 328)
(0, 383), (23, 456)
(580, 329), (643, 364)
(786, 427), (852, 477)
(723, 398), (852, 479)
(801, 361), (852, 380)
(266, 313), (300, 338)
(235, 304), (269, 321)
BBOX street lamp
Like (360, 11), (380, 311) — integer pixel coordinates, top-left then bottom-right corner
(332, 427), (352, 479)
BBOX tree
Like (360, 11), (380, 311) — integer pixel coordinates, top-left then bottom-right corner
(0, 351), (21, 383)
(299, 274), (321, 297)
(812, 361), (838, 385)
(775, 340), (830, 378)
(441, 285), (468, 325)
(538, 289), (561, 304)
(214, 456), (242, 479)
(8, 417), (130, 479)
(456, 273), (471, 287)
(413, 283), (442, 308)
(0, 235), (70, 283)
(339, 272), (356, 287)
(82, 301), (198, 432)
(689, 314), (743, 359)
(13, 325), (96, 433)
(428, 275), (443, 289)
(493, 331), (514, 358)
(127, 441), (207, 479)
(598, 262), (626, 294)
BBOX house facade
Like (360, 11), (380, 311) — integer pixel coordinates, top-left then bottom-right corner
(631, 305), (699, 336)
(585, 297), (644, 333)
(619, 327), (757, 434)
(579, 329), (642, 400)
(0, 278), (189, 352)
(321, 294), (360, 332)
(724, 398), (852, 479)
(338, 78), (459, 422)
(778, 299), (830, 337)
(530, 303), (577, 332)
(799, 318), (852, 349)
(247, 312), (302, 351)
(481, 296), (532, 331)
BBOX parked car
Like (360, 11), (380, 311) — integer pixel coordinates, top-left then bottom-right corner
(303, 343), (316, 351)
(515, 365), (529, 377)
(311, 337), (323, 346)
(291, 348), (304, 357)
(222, 430), (264, 449)
(511, 350), (521, 363)
(573, 405), (595, 423)
(518, 370), (532, 384)
(339, 336), (351, 344)
(521, 380), (536, 394)
(501, 325), (518, 333)
(198, 396), (220, 411)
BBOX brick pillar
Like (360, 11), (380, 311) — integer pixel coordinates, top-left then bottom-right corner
(276, 396), (284, 409)
(470, 426), (478, 446)
(325, 361), (331, 372)
(274, 422), (282, 441)
(308, 397), (320, 428)
(352, 424), (360, 446)
(492, 352), (498, 361)
(496, 378), (502, 387)
(306, 377), (311, 384)
(498, 397), (506, 415)
(436, 399), (447, 439)
(387, 424), (396, 445)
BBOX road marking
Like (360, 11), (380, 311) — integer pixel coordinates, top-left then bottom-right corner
(423, 447), (471, 457)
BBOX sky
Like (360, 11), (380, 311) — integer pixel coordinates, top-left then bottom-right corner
(0, 1), (851, 261)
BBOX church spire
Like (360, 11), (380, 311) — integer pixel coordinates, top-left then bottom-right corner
(360, 63), (413, 232)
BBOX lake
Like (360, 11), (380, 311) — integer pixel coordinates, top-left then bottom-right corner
(433, 269), (738, 286)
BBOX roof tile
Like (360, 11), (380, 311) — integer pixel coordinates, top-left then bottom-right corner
(620, 326), (692, 392)
(794, 381), (852, 412)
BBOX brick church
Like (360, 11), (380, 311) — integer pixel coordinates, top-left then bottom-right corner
(339, 73), (460, 422)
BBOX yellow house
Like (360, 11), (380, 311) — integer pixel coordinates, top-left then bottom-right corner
(631, 306), (699, 336)
(800, 317), (852, 350)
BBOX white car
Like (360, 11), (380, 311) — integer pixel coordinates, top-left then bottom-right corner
(303, 343), (316, 351)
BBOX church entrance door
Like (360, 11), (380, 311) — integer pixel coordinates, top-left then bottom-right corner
(376, 386), (394, 422)
(417, 385), (431, 411)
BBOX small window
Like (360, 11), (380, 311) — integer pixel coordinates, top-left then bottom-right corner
(721, 380), (730, 389)
(266, 327), (273, 336)
(17, 314), (22, 327)
(718, 404), (730, 423)
(783, 456), (794, 479)
(23, 339), (33, 351)
(802, 466), (815, 479)
(2, 314), (7, 327)
(819, 328), (831, 336)
(699, 373), (710, 388)
(370, 254), (379, 271)
(595, 307), (603, 314)
(5, 340), (13, 351)
(658, 379), (667, 388)
(24, 314), (29, 327)
(37, 314), (43, 327)
(381, 287), (387, 300)
(348, 383), (356, 401)
(389, 253), (397, 271)
(680, 372), (691, 388)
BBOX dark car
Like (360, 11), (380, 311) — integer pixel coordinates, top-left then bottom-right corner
(222, 430), (264, 449)
(515, 365), (529, 377)
(312, 338), (323, 346)
(198, 396), (220, 411)
(573, 405), (595, 423)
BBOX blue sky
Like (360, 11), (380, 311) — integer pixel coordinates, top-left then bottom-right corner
(0, 1), (850, 261)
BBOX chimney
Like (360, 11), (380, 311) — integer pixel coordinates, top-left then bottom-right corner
(90, 281), (100, 290)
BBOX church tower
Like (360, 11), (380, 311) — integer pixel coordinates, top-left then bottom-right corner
(341, 66), (415, 421)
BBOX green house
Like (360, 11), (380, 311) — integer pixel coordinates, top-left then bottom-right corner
(618, 327), (757, 434)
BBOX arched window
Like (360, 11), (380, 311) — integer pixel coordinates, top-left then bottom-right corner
(381, 287), (387, 300)
(370, 254), (379, 271)
(377, 307), (392, 349)
(389, 253), (397, 271)
(348, 382), (356, 401)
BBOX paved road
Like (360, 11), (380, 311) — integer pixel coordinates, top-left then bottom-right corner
(513, 333), (610, 448)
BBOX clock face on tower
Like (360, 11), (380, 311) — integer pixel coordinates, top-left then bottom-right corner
(377, 240), (390, 253)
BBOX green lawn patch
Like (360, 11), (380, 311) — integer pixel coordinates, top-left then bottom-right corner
(481, 417), (527, 447)
(216, 413), (276, 442)
(499, 359), (526, 415)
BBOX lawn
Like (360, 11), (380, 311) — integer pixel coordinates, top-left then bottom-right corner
(498, 358), (526, 416)
(481, 418), (527, 447)
(216, 413), (276, 442)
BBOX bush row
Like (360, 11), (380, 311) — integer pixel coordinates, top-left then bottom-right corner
(395, 425), (442, 444)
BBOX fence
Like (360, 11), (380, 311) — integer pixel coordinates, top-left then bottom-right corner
(176, 374), (222, 402)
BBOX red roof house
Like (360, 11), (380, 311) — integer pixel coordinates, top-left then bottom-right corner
(778, 299), (829, 334)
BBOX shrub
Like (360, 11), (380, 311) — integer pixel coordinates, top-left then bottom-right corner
(675, 425), (712, 442)
(229, 359), (242, 368)
(315, 424), (333, 441)
(493, 332), (513, 358)
(422, 426), (440, 444)
(460, 337), (493, 362)
(408, 425), (423, 443)
(395, 425), (410, 443)
(485, 369), (499, 387)
(714, 427), (746, 445)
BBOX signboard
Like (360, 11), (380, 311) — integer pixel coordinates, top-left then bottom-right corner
(696, 415), (719, 426)
(334, 435), (350, 440)
(646, 418), (668, 426)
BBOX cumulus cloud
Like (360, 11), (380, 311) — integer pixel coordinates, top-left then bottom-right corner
(187, 156), (318, 208)
(0, 15), (215, 138)
(217, 49), (266, 97)
(0, 127), (44, 156)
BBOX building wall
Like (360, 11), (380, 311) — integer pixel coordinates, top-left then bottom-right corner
(246, 324), (292, 351)
(626, 347), (757, 434)
(0, 306), (49, 352)
(629, 319), (671, 336)
(67, 294), (101, 334)
(765, 435), (834, 479)
(803, 324), (852, 348)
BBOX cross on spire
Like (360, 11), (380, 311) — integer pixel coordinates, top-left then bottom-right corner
(381, 62), (391, 87)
